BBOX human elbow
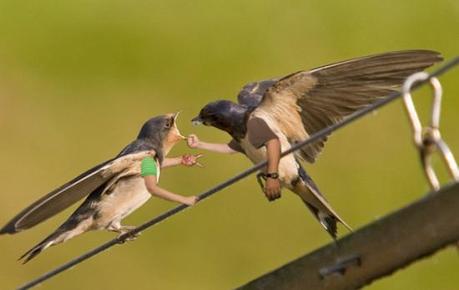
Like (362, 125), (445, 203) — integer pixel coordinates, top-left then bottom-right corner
(146, 183), (160, 196)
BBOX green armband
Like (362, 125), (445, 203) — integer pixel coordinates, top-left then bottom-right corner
(141, 156), (158, 177)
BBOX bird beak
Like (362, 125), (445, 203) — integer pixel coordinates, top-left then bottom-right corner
(191, 116), (203, 126)
(175, 112), (186, 140)
(173, 111), (181, 121)
(169, 111), (185, 140)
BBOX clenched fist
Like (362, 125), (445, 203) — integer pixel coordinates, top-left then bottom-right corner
(264, 178), (281, 201)
(187, 134), (201, 148)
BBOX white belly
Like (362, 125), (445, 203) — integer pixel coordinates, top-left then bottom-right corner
(94, 176), (151, 228)
(240, 135), (299, 186)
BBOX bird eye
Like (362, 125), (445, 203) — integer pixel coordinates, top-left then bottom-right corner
(164, 118), (173, 129)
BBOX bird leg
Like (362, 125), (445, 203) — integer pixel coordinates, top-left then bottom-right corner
(107, 224), (141, 242)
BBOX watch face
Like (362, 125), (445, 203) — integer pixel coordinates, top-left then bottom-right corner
(266, 173), (279, 179)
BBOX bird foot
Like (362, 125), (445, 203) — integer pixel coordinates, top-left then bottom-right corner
(117, 233), (141, 243)
(111, 225), (141, 243)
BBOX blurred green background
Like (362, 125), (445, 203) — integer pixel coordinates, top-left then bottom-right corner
(0, 0), (458, 289)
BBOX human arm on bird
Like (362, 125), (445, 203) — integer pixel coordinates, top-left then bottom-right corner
(141, 156), (198, 206)
(143, 176), (198, 206)
(264, 138), (282, 201)
(161, 154), (204, 168)
(187, 134), (237, 154)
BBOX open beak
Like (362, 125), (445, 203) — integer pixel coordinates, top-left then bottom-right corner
(173, 111), (181, 121)
(177, 132), (186, 140)
(191, 116), (203, 126)
(172, 111), (186, 140)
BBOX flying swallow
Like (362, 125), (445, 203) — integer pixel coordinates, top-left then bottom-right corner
(192, 50), (443, 238)
(1, 113), (185, 263)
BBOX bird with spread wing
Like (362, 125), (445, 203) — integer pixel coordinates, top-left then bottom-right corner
(189, 50), (443, 238)
(1, 113), (201, 263)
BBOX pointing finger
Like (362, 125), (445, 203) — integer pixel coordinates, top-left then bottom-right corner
(194, 153), (204, 159)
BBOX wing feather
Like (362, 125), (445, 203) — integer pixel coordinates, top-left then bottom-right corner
(256, 50), (443, 163)
(237, 79), (278, 107)
(0, 150), (154, 234)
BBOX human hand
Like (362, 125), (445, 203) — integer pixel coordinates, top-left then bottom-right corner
(187, 134), (201, 149)
(182, 195), (199, 206)
(181, 154), (204, 167)
(264, 178), (281, 201)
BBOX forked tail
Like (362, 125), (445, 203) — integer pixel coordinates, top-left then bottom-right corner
(18, 229), (64, 264)
(296, 165), (352, 239)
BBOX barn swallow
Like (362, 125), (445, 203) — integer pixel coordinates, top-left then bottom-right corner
(192, 50), (443, 238)
(1, 113), (185, 263)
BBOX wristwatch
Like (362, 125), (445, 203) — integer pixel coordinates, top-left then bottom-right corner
(264, 172), (279, 179)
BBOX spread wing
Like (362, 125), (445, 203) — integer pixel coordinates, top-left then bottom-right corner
(0, 150), (154, 234)
(254, 50), (443, 163)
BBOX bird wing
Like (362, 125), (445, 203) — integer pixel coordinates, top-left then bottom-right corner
(0, 150), (155, 234)
(253, 50), (443, 163)
(237, 79), (278, 108)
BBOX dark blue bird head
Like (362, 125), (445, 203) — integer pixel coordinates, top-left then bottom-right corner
(192, 100), (250, 140)
(120, 113), (184, 163)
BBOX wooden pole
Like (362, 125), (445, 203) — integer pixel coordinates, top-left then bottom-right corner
(237, 182), (459, 290)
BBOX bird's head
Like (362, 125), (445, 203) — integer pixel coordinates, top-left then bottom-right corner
(138, 112), (185, 156)
(192, 100), (249, 139)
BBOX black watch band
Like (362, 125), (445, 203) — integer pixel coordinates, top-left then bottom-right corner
(265, 172), (279, 179)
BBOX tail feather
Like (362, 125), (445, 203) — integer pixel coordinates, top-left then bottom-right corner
(19, 240), (54, 264)
(18, 183), (105, 264)
(303, 201), (337, 239)
(318, 211), (338, 240)
(19, 228), (65, 264)
(296, 165), (352, 238)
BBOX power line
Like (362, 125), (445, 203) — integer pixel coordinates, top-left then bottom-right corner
(17, 56), (459, 290)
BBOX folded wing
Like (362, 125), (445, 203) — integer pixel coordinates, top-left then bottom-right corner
(0, 150), (154, 234)
(237, 79), (278, 108)
(255, 50), (443, 163)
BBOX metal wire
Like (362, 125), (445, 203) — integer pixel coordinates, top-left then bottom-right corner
(402, 71), (459, 190)
(17, 56), (459, 290)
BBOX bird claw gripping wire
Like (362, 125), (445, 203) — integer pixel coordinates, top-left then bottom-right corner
(402, 72), (459, 191)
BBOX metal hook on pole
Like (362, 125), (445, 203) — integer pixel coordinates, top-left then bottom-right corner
(402, 72), (459, 191)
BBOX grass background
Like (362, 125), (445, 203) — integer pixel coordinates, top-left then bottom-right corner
(0, 0), (458, 289)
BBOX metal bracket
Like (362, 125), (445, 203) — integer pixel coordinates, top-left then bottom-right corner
(402, 72), (459, 191)
(319, 254), (362, 279)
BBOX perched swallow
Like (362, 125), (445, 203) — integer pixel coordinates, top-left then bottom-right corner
(192, 50), (443, 238)
(0, 113), (185, 263)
